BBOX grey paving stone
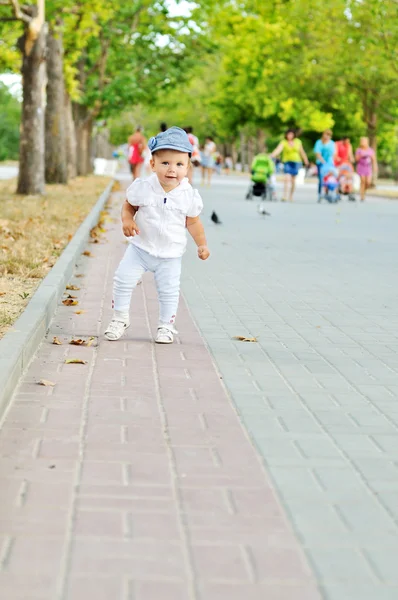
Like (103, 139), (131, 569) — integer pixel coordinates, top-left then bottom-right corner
(335, 499), (398, 534)
(322, 584), (398, 600)
(364, 549), (398, 583)
(181, 178), (398, 598)
(307, 548), (377, 584)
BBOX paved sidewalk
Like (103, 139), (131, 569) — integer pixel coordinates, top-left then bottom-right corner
(182, 175), (398, 600)
(0, 182), (321, 600)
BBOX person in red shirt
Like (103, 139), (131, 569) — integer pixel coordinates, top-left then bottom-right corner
(128, 126), (146, 180)
(334, 136), (354, 166)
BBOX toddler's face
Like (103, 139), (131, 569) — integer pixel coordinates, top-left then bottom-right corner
(151, 150), (189, 191)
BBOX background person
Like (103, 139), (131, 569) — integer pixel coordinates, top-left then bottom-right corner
(185, 127), (200, 165)
(306, 162), (318, 177)
(355, 136), (377, 202)
(224, 156), (233, 175)
(185, 126), (201, 184)
(201, 136), (217, 186)
(314, 130), (335, 201)
(214, 152), (223, 175)
(334, 136), (354, 166)
(271, 129), (308, 202)
(128, 126), (146, 180)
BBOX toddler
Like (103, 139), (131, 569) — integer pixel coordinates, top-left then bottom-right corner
(105, 127), (210, 344)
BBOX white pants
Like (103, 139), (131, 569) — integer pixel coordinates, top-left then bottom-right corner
(113, 244), (182, 327)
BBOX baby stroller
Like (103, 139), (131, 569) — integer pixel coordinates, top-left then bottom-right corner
(246, 154), (276, 201)
(338, 163), (356, 202)
(321, 164), (340, 203)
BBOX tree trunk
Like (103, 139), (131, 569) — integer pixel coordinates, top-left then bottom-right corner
(367, 111), (377, 153)
(395, 127), (398, 182)
(86, 118), (93, 174)
(73, 103), (93, 176)
(239, 131), (246, 172)
(17, 24), (46, 195)
(231, 141), (238, 170)
(257, 129), (266, 153)
(362, 92), (378, 186)
(222, 143), (228, 161)
(247, 137), (254, 169)
(45, 25), (67, 184)
(65, 93), (77, 179)
(367, 109), (378, 185)
(93, 127), (112, 159)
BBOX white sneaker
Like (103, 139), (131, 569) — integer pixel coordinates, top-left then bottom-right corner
(104, 318), (130, 341)
(155, 326), (175, 344)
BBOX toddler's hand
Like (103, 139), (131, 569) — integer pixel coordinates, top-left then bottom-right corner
(123, 219), (140, 237)
(198, 245), (210, 260)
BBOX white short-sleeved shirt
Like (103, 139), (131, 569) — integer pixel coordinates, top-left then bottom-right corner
(126, 173), (203, 259)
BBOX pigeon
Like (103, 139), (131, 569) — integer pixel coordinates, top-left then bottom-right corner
(211, 211), (222, 224)
(257, 203), (271, 216)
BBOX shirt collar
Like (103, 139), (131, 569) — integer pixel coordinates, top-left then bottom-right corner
(147, 173), (190, 196)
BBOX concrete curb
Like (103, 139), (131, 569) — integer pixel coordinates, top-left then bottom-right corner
(0, 180), (114, 418)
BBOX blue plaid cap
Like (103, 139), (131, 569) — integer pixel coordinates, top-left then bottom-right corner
(148, 126), (193, 156)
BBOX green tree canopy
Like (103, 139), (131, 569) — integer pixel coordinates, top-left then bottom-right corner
(0, 81), (20, 160)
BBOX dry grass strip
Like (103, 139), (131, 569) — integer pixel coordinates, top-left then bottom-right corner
(0, 175), (111, 338)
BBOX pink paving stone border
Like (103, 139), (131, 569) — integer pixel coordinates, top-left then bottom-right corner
(0, 184), (322, 600)
(0, 181), (114, 419)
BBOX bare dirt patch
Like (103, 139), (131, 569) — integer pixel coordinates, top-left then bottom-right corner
(0, 175), (111, 339)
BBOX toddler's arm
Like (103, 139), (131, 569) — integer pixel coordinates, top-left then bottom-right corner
(186, 216), (210, 260)
(122, 199), (140, 237)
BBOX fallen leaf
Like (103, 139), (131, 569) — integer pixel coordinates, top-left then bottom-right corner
(0, 292), (6, 296)
(66, 285), (80, 291)
(69, 337), (95, 347)
(75, 274), (84, 278)
(64, 293), (78, 299)
(52, 336), (62, 345)
(89, 239), (100, 244)
(38, 379), (56, 386)
(82, 250), (92, 257)
(69, 338), (86, 346)
(89, 224), (104, 239)
(62, 299), (78, 306)
(74, 310), (85, 314)
(233, 336), (258, 343)
(65, 358), (87, 364)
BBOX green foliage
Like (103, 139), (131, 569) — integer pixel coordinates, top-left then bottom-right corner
(142, 0), (398, 168)
(70, 0), (211, 122)
(1, 0), (397, 171)
(0, 82), (20, 160)
(0, 19), (22, 72)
